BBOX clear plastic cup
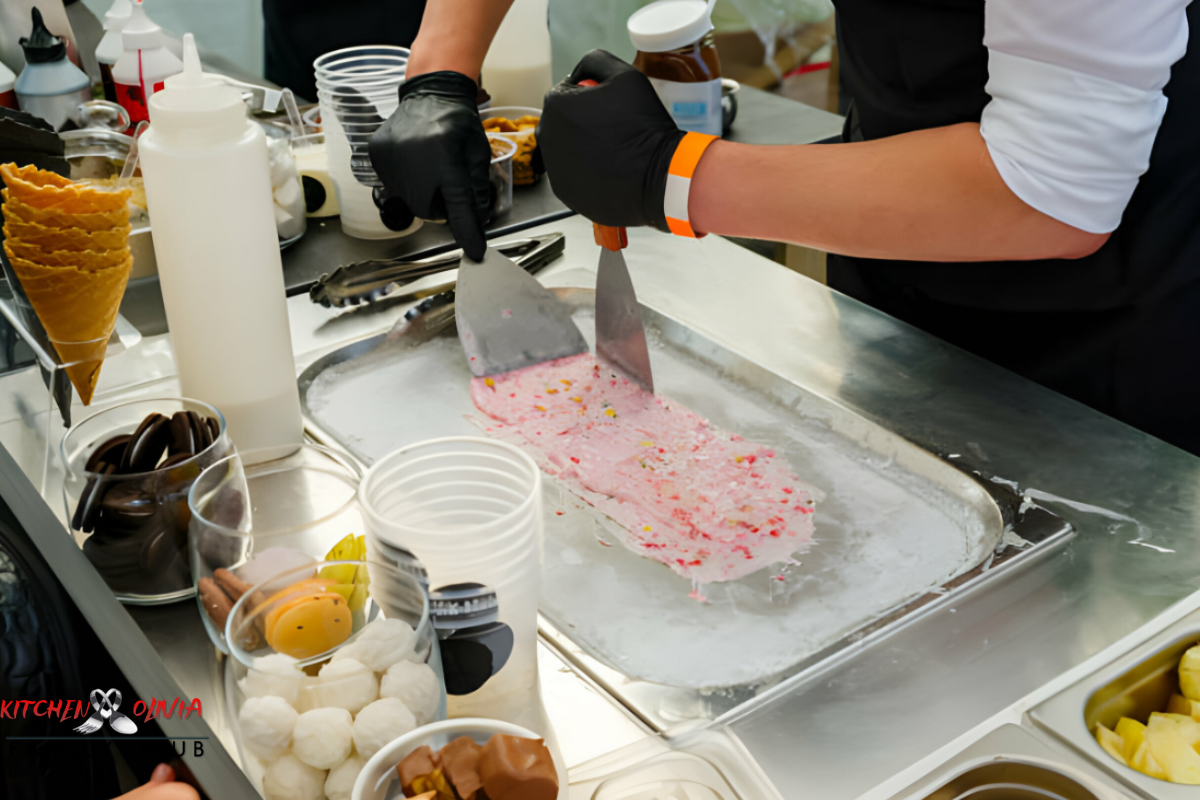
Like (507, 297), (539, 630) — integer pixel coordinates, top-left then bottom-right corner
(188, 444), (363, 651)
(313, 45), (411, 239)
(360, 437), (544, 721)
(488, 133), (516, 217)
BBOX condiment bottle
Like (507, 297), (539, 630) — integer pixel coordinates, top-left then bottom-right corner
(111, 0), (182, 127)
(13, 8), (91, 131)
(0, 61), (16, 110)
(480, 0), (552, 108)
(628, 0), (723, 136)
(95, 0), (132, 103)
(139, 34), (303, 463)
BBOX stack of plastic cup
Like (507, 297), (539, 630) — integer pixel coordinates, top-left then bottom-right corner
(359, 437), (547, 730)
(313, 45), (417, 240)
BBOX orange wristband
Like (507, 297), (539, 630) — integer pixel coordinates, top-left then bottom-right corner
(663, 132), (719, 238)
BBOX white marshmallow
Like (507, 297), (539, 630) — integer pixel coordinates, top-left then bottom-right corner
(262, 754), (325, 800)
(379, 660), (441, 725)
(291, 707), (353, 769)
(333, 617), (416, 672)
(315, 658), (378, 714)
(238, 695), (297, 760)
(239, 654), (304, 706)
(352, 697), (417, 761)
(324, 753), (365, 800)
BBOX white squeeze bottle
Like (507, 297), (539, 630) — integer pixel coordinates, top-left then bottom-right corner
(95, 0), (132, 103)
(481, 0), (552, 107)
(139, 34), (303, 462)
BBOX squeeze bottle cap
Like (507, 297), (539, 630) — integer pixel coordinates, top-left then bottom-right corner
(122, 0), (164, 51)
(149, 34), (247, 142)
(103, 0), (132, 31)
(20, 8), (67, 64)
(627, 0), (715, 53)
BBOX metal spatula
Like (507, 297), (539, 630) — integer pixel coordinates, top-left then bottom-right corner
(455, 247), (588, 376)
(594, 224), (654, 393)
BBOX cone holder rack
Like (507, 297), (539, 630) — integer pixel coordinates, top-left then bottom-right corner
(0, 268), (141, 495)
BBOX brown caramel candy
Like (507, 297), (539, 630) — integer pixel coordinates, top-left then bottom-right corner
(398, 746), (441, 797)
(479, 734), (557, 800)
(440, 736), (485, 800)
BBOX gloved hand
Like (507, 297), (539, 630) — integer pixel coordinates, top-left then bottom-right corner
(369, 71), (492, 261)
(539, 50), (685, 232)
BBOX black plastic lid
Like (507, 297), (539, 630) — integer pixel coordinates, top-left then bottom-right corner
(20, 8), (67, 64)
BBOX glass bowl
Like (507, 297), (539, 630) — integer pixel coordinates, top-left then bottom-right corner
(61, 397), (231, 603)
(188, 443), (364, 651)
(223, 558), (447, 793)
(353, 717), (567, 800)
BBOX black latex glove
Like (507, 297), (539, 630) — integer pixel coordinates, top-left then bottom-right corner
(369, 71), (491, 261)
(539, 50), (686, 232)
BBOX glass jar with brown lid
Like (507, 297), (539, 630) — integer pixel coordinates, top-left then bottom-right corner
(628, 0), (724, 136)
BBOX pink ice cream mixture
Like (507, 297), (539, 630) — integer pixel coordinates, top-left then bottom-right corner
(471, 354), (820, 585)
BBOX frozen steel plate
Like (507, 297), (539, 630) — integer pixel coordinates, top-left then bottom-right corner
(299, 287), (1072, 732)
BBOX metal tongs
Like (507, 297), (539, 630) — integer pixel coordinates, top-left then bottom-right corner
(309, 232), (565, 308)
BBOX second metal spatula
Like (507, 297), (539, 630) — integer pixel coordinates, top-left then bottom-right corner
(456, 247), (588, 376)
(594, 224), (655, 393)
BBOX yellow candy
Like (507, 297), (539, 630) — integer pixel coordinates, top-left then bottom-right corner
(266, 592), (353, 659)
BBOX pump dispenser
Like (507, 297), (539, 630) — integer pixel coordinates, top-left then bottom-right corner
(111, 0), (182, 126)
(14, 8), (91, 130)
(139, 35), (303, 462)
(95, 0), (132, 102)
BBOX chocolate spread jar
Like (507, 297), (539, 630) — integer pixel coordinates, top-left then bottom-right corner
(628, 0), (723, 136)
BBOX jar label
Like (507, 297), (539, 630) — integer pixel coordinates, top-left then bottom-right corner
(116, 79), (166, 127)
(648, 77), (722, 137)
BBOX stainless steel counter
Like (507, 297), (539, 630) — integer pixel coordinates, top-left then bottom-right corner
(1, 89), (1190, 800)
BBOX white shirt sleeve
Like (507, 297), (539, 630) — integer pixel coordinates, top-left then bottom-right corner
(979, 0), (1189, 233)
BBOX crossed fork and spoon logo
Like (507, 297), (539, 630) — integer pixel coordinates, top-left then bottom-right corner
(74, 688), (138, 735)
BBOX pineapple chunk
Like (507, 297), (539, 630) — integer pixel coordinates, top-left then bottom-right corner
(1147, 718), (1200, 784)
(1095, 723), (1127, 764)
(1179, 646), (1200, 701)
(1169, 693), (1200, 720)
(1131, 741), (1170, 780)
(1117, 717), (1147, 763)
(1149, 712), (1200, 745)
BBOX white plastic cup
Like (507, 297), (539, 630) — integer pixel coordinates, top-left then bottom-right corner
(360, 437), (543, 723)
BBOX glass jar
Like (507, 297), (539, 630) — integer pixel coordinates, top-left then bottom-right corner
(633, 32), (723, 136)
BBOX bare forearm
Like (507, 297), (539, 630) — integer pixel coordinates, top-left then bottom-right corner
(406, 0), (515, 79)
(689, 123), (1108, 262)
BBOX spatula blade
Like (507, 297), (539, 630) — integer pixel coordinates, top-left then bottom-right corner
(456, 247), (588, 376)
(596, 247), (654, 394)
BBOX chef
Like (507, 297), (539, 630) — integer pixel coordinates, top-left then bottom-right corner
(529, 2), (1198, 455)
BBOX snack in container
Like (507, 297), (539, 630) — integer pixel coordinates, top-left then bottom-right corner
(481, 107), (540, 186)
(1, 162), (133, 404)
(353, 718), (566, 800)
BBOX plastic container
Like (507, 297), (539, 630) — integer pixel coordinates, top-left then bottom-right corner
(353, 718), (568, 800)
(313, 45), (418, 240)
(187, 444), (364, 650)
(488, 133), (515, 218)
(0, 60), (17, 110)
(359, 437), (548, 731)
(14, 8), (91, 131)
(629, 0), (723, 136)
(264, 127), (307, 244)
(139, 34), (303, 464)
(111, 0), (183, 127)
(481, 0), (552, 108)
(290, 132), (339, 218)
(481, 106), (540, 185)
(60, 397), (232, 604)
(95, 0), (132, 103)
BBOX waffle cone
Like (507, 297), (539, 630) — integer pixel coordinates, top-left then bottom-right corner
(4, 246), (133, 405)
(2, 191), (129, 231)
(2, 219), (132, 252)
(5, 240), (130, 271)
(1, 163), (131, 213)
